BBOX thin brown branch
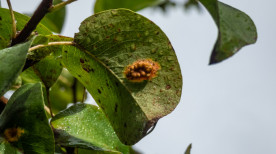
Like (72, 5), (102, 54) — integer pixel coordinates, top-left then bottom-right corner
(11, 0), (53, 46)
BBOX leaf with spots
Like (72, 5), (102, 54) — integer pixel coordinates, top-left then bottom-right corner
(198, 0), (257, 64)
(64, 9), (182, 145)
(51, 104), (130, 154)
(0, 39), (33, 97)
(0, 83), (54, 153)
(0, 8), (51, 49)
(94, 0), (165, 13)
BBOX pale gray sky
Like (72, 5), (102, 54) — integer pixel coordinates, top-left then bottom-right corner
(2, 0), (276, 154)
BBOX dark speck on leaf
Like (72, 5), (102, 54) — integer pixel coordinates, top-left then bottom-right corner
(166, 85), (171, 90)
(78, 75), (81, 78)
(64, 50), (68, 53)
(98, 99), (101, 103)
(0, 16), (2, 20)
(115, 82), (119, 87)
(80, 59), (84, 63)
(115, 104), (118, 112)
(124, 123), (127, 128)
(97, 89), (101, 94)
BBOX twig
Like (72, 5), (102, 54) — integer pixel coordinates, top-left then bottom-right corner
(6, 0), (16, 39)
(11, 0), (53, 46)
(28, 41), (75, 52)
(49, 0), (77, 12)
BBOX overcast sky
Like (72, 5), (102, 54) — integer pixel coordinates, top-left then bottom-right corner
(2, 0), (276, 154)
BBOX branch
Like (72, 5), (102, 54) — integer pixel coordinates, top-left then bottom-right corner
(49, 0), (77, 12)
(11, 0), (53, 46)
(28, 41), (75, 52)
(6, 0), (16, 39)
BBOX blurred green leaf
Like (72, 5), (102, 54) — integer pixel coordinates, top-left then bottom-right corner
(199, 0), (257, 64)
(184, 144), (192, 154)
(0, 8), (51, 49)
(51, 104), (130, 154)
(40, 0), (66, 33)
(0, 39), (33, 97)
(0, 83), (54, 153)
(0, 142), (22, 154)
(94, 0), (165, 13)
(64, 9), (182, 145)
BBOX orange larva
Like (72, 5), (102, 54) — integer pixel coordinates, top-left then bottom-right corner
(124, 59), (160, 82)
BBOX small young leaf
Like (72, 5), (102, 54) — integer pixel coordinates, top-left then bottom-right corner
(0, 8), (51, 49)
(51, 104), (130, 154)
(0, 83), (54, 153)
(0, 39), (33, 97)
(67, 9), (182, 145)
(40, 0), (66, 33)
(199, 0), (257, 64)
(94, 0), (165, 13)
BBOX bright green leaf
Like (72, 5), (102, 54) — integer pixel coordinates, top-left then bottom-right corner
(94, 0), (165, 13)
(0, 39), (33, 97)
(199, 0), (257, 64)
(184, 144), (192, 154)
(51, 104), (130, 154)
(0, 8), (51, 49)
(0, 83), (54, 153)
(0, 142), (21, 154)
(40, 0), (66, 33)
(65, 9), (182, 145)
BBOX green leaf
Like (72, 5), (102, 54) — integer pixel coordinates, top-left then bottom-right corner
(0, 83), (54, 153)
(65, 9), (182, 145)
(51, 104), (130, 154)
(184, 144), (192, 154)
(0, 39), (33, 97)
(0, 8), (52, 49)
(40, 0), (66, 33)
(94, 0), (165, 13)
(0, 142), (21, 154)
(198, 0), (257, 64)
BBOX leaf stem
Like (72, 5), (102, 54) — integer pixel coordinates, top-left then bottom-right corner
(28, 41), (75, 52)
(6, 0), (16, 39)
(49, 0), (77, 12)
(46, 88), (54, 118)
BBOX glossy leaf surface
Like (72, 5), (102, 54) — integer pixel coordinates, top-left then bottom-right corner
(199, 0), (257, 64)
(51, 104), (130, 154)
(0, 39), (33, 97)
(94, 0), (164, 13)
(0, 8), (51, 49)
(65, 9), (182, 145)
(0, 83), (54, 153)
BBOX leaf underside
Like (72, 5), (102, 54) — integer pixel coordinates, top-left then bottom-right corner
(199, 0), (257, 64)
(63, 9), (182, 145)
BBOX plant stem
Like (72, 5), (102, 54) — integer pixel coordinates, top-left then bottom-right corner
(6, 0), (16, 39)
(46, 88), (54, 118)
(11, 0), (53, 46)
(28, 41), (75, 52)
(49, 0), (77, 12)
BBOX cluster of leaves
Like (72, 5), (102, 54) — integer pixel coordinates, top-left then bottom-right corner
(0, 0), (256, 153)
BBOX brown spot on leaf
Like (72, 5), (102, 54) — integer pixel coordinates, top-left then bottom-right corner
(80, 59), (84, 63)
(115, 104), (118, 112)
(4, 127), (24, 142)
(97, 89), (101, 94)
(166, 85), (171, 90)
